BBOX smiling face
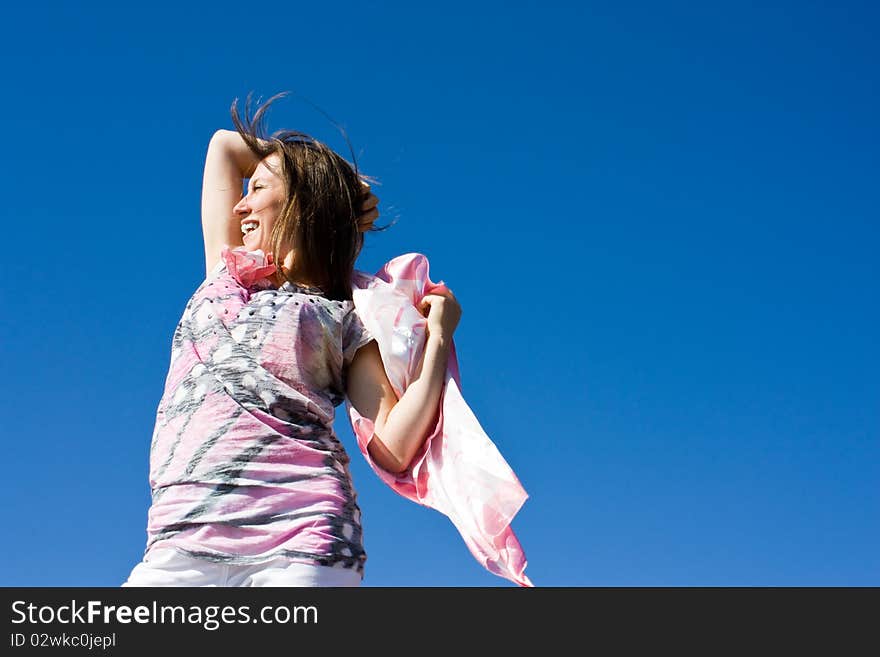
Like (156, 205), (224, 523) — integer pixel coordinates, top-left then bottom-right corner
(233, 153), (287, 254)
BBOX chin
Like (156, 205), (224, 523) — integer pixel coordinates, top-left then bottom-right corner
(243, 233), (261, 250)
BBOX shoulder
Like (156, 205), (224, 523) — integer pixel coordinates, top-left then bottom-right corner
(341, 300), (369, 330)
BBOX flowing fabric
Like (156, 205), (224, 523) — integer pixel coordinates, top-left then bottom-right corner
(346, 253), (533, 587)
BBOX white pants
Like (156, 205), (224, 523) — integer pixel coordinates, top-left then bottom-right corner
(121, 548), (362, 587)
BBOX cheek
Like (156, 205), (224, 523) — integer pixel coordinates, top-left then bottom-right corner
(259, 216), (275, 233)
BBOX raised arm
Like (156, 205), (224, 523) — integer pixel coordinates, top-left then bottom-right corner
(201, 129), (381, 276)
(200, 129), (265, 276)
(346, 290), (461, 474)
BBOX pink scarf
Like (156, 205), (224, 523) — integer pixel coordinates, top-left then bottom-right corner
(346, 253), (533, 587)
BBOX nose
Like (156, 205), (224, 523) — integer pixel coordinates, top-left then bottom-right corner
(233, 193), (250, 217)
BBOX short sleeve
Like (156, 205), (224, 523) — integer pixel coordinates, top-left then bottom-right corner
(342, 305), (375, 369)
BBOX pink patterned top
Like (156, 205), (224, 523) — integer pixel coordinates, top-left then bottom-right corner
(143, 246), (375, 576)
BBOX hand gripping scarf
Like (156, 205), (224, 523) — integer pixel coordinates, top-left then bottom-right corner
(346, 253), (533, 587)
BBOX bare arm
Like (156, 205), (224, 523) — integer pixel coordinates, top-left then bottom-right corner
(346, 335), (452, 474)
(200, 129), (265, 275)
(346, 290), (461, 474)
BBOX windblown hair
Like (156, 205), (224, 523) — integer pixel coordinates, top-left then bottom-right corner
(230, 91), (379, 301)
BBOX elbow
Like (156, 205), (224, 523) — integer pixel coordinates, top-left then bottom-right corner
(390, 453), (413, 475)
(367, 432), (411, 476)
(382, 447), (411, 475)
(386, 462), (408, 476)
(209, 129), (235, 148)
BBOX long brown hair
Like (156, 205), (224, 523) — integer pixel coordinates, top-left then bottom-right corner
(230, 91), (377, 301)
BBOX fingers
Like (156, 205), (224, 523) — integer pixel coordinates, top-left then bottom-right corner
(362, 191), (379, 208)
(427, 288), (457, 302)
(420, 291), (453, 304)
(417, 294), (438, 317)
(359, 206), (379, 221)
(418, 290), (458, 315)
(359, 177), (377, 201)
(357, 180), (380, 233)
(357, 206), (379, 232)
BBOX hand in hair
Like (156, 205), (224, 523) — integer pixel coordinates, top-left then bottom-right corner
(358, 179), (380, 232)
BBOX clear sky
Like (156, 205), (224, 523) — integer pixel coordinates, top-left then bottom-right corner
(0, 1), (877, 586)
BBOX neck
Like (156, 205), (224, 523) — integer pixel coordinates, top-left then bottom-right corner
(270, 248), (327, 291)
(271, 269), (321, 291)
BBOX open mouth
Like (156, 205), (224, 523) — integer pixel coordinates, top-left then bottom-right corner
(242, 221), (259, 237)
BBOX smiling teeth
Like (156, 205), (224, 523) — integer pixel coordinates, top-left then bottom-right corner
(242, 222), (258, 235)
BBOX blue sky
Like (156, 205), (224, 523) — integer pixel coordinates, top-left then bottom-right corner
(0, 1), (876, 586)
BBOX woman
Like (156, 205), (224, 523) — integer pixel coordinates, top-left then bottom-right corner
(122, 93), (461, 587)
